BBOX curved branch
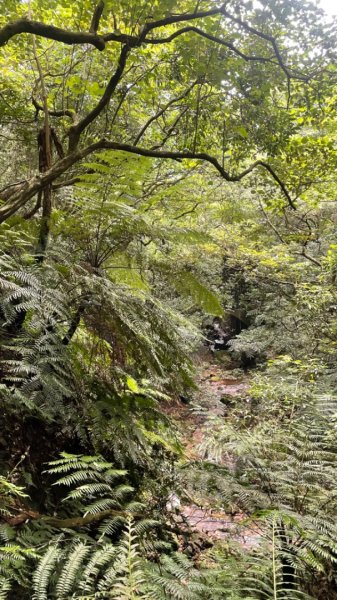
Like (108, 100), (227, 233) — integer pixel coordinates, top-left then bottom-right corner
(0, 7), (225, 50)
(0, 19), (105, 50)
(258, 161), (296, 209)
(68, 44), (130, 151)
(142, 6), (224, 35)
(134, 80), (199, 145)
(0, 140), (296, 222)
(0, 3), (311, 89)
(146, 26), (272, 63)
(32, 96), (75, 121)
(220, 7), (309, 82)
(97, 141), (296, 209)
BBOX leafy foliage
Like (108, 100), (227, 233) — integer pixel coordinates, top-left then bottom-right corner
(2, 0), (337, 599)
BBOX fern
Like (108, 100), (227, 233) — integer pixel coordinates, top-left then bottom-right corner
(79, 543), (119, 594)
(143, 552), (211, 600)
(32, 544), (61, 600)
(240, 518), (313, 600)
(19, 454), (212, 600)
(191, 384), (337, 598)
(29, 515), (209, 600)
(171, 270), (223, 317)
(0, 577), (11, 600)
(56, 542), (91, 598)
(108, 517), (147, 599)
(46, 453), (133, 533)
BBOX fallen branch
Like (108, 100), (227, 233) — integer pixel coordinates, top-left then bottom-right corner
(8, 508), (141, 529)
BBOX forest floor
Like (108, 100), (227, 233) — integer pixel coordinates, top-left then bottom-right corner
(165, 350), (262, 549)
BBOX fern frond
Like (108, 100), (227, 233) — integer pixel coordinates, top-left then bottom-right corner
(55, 542), (90, 598)
(33, 544), (61, 600)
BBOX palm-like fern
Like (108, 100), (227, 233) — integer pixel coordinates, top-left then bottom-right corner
(46, 453), (136, 530)
(0, 235), (75, 419)
(31, 516), (210, 600)
(0, 454), (215, 600)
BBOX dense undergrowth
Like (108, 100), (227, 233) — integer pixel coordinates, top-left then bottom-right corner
(2, 0), (337, 597)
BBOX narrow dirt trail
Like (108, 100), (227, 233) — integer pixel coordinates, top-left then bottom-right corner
(166, 351), (261, 548)
(187, 358), (249, 458)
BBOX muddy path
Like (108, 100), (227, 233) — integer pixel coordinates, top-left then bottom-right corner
(165, 351), (261, 548)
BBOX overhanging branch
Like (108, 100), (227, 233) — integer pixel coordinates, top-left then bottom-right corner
(0, 19), (105, 50)
(146, 26), (273, 64)
(97, 141), (296, 209)
(67, 44), (130, 151)
(90, 0), (105, 35)
(142, 6), (224, 35)
(0, 140), (296, 222)
(0, 5), (225, 50)
(134, 80), (199, 146)
(220, 7), (309, 82)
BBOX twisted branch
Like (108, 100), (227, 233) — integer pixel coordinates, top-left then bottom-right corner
(0, 140), (296, 223)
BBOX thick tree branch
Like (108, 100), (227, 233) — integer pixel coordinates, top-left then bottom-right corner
(8, 508), (141, 528)
(68, 44), (130, 151)
(103, 31), (139, 44)
(52, 176), (82, 189)
(90, 0), (105, 34)
(0, 6), (225, 51)
(0, 151), (89, 221)
(0, 19), (105, 50)
(0, 6), (226, 51)
(0, 180), (28, 201)
(0, 140), (296, 222)
(0, 3), (311, 90)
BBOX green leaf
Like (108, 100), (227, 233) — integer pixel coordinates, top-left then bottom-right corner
(126, 376), (139, 393)
(171, 271), (223, 316)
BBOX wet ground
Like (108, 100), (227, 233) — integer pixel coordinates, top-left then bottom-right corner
(166, 352), (261, 548)
(181, 505), (263, 549)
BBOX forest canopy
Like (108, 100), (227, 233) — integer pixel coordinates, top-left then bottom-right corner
(1, 0), (337, 598)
